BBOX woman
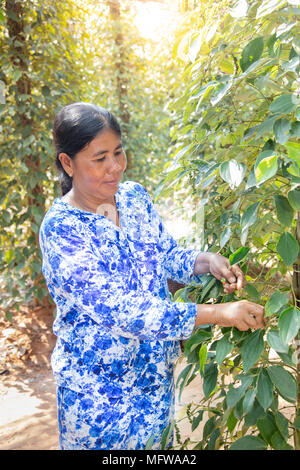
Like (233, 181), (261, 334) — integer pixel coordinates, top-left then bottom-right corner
(39, 102), (265, 450)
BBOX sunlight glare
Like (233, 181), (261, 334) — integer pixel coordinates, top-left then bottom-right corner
(134, 1), (179, 42)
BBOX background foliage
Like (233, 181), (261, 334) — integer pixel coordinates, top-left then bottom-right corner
(156, 0), (300, 450)
(0, 0), (174, 315)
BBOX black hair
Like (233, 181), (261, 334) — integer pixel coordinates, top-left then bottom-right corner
(53, 102), (122, 195)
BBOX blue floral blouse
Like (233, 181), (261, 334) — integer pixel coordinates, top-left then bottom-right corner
(39, 180), (202, 449)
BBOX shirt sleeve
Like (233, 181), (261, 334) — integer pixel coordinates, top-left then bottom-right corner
(131, 182), (203, 286)
(40, 219), (198, 342)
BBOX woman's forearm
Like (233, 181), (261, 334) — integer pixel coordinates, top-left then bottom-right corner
(195, 300), (265, 331)
(195, 303), (217, 326)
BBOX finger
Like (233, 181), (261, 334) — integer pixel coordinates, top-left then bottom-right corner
(223, 282), (237, 293)
(236, 320), (250, 332)
(219, 267), (237, 284)
(230, 265), (246, 290)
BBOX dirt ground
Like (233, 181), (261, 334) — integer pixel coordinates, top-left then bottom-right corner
(0, 304), (203, 450)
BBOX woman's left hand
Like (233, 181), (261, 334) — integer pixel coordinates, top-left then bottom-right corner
(194, 252), (246, 294)
(209, 253), (246, 293)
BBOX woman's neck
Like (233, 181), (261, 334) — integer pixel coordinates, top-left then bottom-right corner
(63, 188), (115, 213)
(62, 188), (120, 227)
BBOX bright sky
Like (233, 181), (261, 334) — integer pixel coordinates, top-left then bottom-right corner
(133, 0), (180, 42)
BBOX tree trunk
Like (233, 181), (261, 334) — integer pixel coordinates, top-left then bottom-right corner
(292, 212), (300, 449)
(6, 0), (44, 303)
(6, 0), (43, 230)
(107, 0), (132, 171)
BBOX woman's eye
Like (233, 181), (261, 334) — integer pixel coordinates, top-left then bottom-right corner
(95, 151), (122, 162)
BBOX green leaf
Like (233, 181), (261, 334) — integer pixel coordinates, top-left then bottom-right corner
(192, 410), (204, 432)
(203, 416), (216, 441)
(175, 363), (194, 401)
(278, 306), (300, 344)
(244, 399), (265, 427)
(0, 11), (6, 24)
(266, 32), (279, 58)
(184, 329), (212, 355)
(292, 414), (300, 430)
(273, 118), (291, 144)
(208, 428), (220, 450)
(256, 369), (273, 410)
(226, 384), (246, 408)
(199, 343), (208, 372)
(23, 135), (35, 147)
(210, 80), (233, 106)
(244, 283), (261, 301)
(240, 37), (264, 72)
(199, 275), (218, 302)
(256, 115), (279, 139)
(5, 310), (13, 322)
(287, 189), (300, 210)
(274, 195), (294, 226)
(257, 411), (277, 445)
(258, 411), (292, 450)
(227, 409), (238, 434)
(12, 69), (22, 82)
(220, 227), (231, 249)
(290, 121), (300, 138)
(268, 366), (298, 403)
(267, 329), (289, 353)
(145, 433), (156, 450)
(243, 388), (256, 414)
(276, 232), (299, 266)
(287, 162), (300, 177)
(293, 38), (300, 55)
(229, 435), (266, 450)
(229, 246), (250, 265)
(277, 351), (296, 368)
(41, 86), (51, 97)
(203, 362), (218, 397)
(256, 0), (284, 18)
(274, 410), (289, 441)
(160, 422), (174, 450)
(215, 333), (234, 365)
(269, 94), (300, 115)
(241, 330), (264, 372)
(270, 431), (293, 450)
(241, 202), (260, 232)
(219, 160), (246, 188)
(284, 141), (300, 166)
(189, 32), (203, 62)
(220, 58), (235, 74)
(255, 154), (278, 184)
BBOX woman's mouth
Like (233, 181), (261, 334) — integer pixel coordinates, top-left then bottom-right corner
(105, 180), (119, 185)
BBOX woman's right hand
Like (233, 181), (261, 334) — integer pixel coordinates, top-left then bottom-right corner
(214, 300), (265, 331)
(195, 300), (265, 331)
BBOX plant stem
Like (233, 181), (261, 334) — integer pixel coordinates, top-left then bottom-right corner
(292, 211), (300, 449)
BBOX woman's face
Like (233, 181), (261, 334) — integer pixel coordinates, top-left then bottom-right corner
(60, 128), (127, 204)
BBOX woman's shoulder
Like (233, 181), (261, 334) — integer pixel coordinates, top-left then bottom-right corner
(121, 179), (153, 205)
(39, 198), (87, 239)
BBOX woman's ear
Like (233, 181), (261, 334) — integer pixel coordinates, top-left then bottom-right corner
(59, 153), (73, 178)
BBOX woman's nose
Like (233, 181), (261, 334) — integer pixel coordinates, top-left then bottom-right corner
(107, 155), (122, 174)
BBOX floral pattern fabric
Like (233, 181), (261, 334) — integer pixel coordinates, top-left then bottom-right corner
(39, 180), (202, 449)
